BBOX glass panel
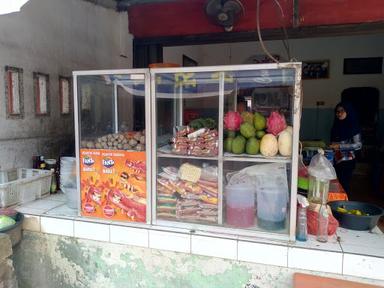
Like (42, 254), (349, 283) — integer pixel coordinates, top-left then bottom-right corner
(77, 74), (146, 150)
(77, 73), (148, 223)
(156, 158), (218, 224)
(155, 71), (220, 225)
(222, 68), (295, 235)
(154, 66), (298, 235)
(223, 161), (290, 234)
(156, 72), (219, 156)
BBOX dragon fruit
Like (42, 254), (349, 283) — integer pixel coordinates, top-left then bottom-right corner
(224, 111), (242, 131)
(266, 111), (287, 136)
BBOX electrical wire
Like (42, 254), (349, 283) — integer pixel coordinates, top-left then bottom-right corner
(271, 0), (291, 60)
(256, 0), (293, 63)
(256, 0), (279, 63)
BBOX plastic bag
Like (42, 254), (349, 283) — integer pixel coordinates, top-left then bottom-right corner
(308, 149), (337, 180)
(307, 203), (339, 236)
(298, 154), (308, 178)
(200, 164), (218, 182)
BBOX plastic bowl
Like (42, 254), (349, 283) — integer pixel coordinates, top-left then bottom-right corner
(0, 212), (24, 246)
(329, 201), (384, 231)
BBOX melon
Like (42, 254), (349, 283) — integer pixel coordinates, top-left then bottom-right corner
(278, 130), (292, 156)
(260, 134), (278, 157)
(284, 126), (293, 135)
(232, 135), (246, 154)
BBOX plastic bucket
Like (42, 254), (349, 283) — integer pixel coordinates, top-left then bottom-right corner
(225, 184), (255, 228)
(257, 187), (288, 230)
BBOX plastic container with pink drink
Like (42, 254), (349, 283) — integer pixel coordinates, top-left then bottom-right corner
(225, 184), (255, 228)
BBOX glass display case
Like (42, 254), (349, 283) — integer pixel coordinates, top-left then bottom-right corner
(151, 63), (302, 240)
(73, 70), (151, 223)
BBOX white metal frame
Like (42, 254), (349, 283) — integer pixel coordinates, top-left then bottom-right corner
(73, 63), (302, 242)
(73, 69), (152, 224)
(151, 63), (302, 242)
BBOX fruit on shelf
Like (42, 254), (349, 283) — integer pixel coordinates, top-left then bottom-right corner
(260, 134), (278, 157)
(246, 137), (260, 155)
(224, 137), (234, 152)
(284, 126), (293, 135)
(240, 122), (256, 139)
(255, 130), (266, 139)
(241, 111), (254, 125)
(224, 111), (242, 131)
(278, 129), (292, 156)
(227, 130), (236, 138)
(266, 111), (287, 136)
(231, 135), (246, 154)
(253, 112), (266, 131)
(189, 118), (217, 130)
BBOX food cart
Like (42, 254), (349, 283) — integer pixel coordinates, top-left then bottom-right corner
(74, 63), (302, 241)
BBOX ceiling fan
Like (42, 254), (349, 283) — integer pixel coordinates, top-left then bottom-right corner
(205, 0), (245, 32)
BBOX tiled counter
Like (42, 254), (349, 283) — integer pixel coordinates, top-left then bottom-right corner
(14, 193), (384, 283)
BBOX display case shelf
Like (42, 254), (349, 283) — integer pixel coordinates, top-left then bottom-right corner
(157, 145), (218, 160)
(157, 152), (219, 161)
(223, 153), (291, 163)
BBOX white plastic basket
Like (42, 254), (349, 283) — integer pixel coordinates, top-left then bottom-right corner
(0, 168), (52, 207)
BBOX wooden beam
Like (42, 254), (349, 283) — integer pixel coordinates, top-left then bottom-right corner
(116, 0), (175, 11)
(133, 21), (384, 47)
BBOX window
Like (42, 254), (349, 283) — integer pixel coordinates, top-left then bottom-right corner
(59, 76), (71, 115)
(4, 66), (23, 118)
(34, 72), (50, 115)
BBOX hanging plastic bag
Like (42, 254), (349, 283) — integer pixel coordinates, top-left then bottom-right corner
(298, 154), (308, 178)
(308, 149), (337, 180)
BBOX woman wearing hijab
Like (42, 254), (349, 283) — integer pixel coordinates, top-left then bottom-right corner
(329, 102), (362, 194)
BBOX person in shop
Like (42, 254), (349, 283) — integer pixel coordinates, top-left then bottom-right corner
(329, 102), (362, 194)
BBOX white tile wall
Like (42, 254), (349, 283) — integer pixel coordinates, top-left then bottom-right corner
(343, 254), (384, 281)
(238, 241), (288, 267)
(110, 225), (149, 248)
(22, 214), (40, 232)
(74, 221), (110, 242)
(40, 217), (73, 237)
(149, 230), (190, 253)
(288, 247), (343, 274)
(14, 195), (384, 282)
(191, 235), (237, 260)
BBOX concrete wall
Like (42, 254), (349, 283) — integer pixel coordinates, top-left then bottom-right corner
(12, 231), (384, 288)
(0, 0), (133, 170)
(0, 234), (17, 288)
(163, 34), (384, 142)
